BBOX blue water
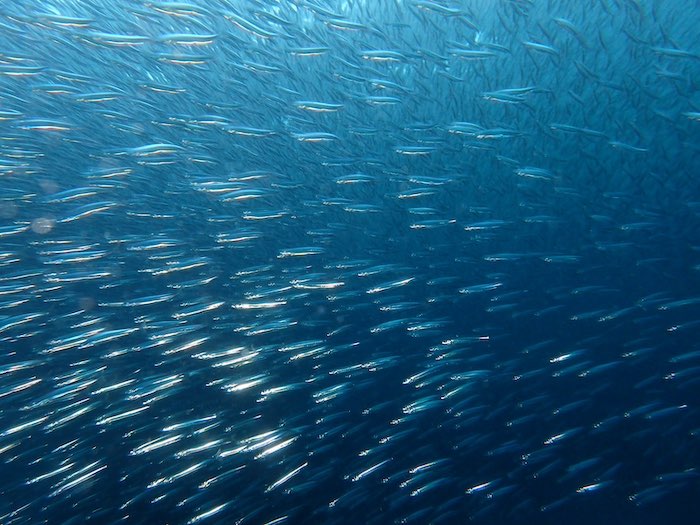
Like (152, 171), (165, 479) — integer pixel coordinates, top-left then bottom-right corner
(0, 1), (699, 524)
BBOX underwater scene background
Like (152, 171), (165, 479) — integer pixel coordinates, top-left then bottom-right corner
(0, 1), (699, 524)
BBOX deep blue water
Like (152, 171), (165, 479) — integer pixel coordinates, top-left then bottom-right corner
(1, 1), (699, 524)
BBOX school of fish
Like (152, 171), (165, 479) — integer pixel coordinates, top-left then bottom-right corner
(1, 0), (699, 523)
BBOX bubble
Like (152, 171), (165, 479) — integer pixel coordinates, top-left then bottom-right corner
(31, 217), (55, 234)
(40, 179), (60, 195)
(0, 202), (18, 219)
(79, 297), (96, 311)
